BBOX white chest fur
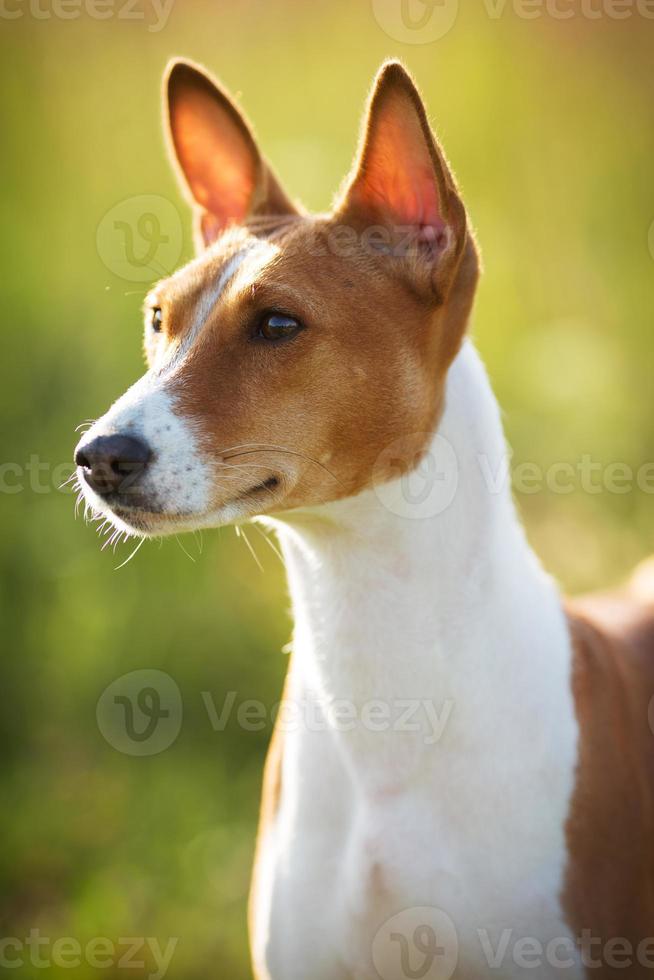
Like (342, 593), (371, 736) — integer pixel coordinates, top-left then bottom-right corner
(252, 343), (581, 980)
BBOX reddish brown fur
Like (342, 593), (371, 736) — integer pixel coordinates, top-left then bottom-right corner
(157, 59), (654, 976)
(149, 61), (479, 519)
(564, 573), (654, 976)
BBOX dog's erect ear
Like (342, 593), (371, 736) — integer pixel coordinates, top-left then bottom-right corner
(165, 60), (298, 248)
(336, 61), (467, 290)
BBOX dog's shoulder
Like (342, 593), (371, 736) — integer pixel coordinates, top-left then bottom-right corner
(562, 571), (654, 943)
(567, 563), (654, 699)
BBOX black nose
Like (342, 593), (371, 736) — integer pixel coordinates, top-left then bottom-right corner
(75, 434), (151, 497)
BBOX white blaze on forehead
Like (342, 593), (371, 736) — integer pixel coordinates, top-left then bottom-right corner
(180, 237), (280, 359)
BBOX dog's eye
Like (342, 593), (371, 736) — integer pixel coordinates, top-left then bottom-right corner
(151, 307), (163, 333)
(257, 313), (302, 342)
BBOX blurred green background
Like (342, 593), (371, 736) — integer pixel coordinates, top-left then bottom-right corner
(1, 0), (653, 976)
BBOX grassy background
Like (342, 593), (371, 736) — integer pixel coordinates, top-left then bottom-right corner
(1, 1), (653, 976)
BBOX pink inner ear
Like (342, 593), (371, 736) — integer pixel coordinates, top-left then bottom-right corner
(172, 89), (258, 230)
(356, 93), (443, 234)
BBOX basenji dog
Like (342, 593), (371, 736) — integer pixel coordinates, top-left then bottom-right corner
(74, 60), (654, 979)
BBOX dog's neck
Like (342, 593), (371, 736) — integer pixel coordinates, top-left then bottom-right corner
(265, 342), (576, 796)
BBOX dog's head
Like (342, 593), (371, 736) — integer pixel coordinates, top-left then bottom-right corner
(74, 60), (479, 536)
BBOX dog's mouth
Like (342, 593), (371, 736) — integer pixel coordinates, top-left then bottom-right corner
(237, 475), (280, 497)
(77, 468), (283, 536)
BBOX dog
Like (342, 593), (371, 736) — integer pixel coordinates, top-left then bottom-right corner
(75, 60), (654, 979)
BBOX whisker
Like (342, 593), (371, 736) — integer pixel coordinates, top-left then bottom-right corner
(221, 443), (343, 488)
(221, 461), (278, 473)
(253, 523), (284, 564)
(58, 472), (78, 490)
(221, 462), (282, 498)
(235, 524), (263, 573)
(115, 535), (145, 570)
(140, 256), (174, 282)
(102, 528), (121, 551)
(175, 535), (196, 563)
